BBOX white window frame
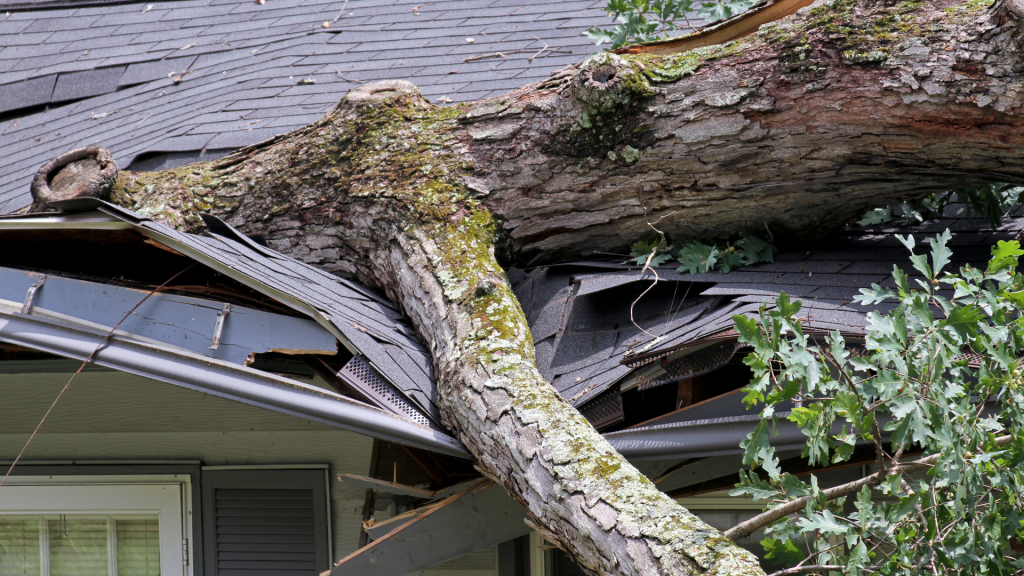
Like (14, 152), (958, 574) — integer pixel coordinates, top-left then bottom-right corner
(0, 475), (193, 576)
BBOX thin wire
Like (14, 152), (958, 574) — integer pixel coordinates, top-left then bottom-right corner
(0, 263), (197, 487)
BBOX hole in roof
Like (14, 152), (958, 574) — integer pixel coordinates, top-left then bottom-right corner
(0, 343), (63, 364)
(0, 227), (301, 316)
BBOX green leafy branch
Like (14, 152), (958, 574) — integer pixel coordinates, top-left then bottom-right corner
(858, 182), (1024, 228)
(624, 230), (775, 274)
(586, 0), (757, 49)
(727, 231), (1024, 575)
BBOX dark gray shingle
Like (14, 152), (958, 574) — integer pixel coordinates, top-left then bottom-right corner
(0, 0), (608, 212)
(0, 74), (56, 113)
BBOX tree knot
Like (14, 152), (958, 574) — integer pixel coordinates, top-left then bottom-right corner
(475, 277), (499, 297)
(573, 53), (654, 113)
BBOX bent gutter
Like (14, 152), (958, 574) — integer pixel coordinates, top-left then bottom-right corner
(3, 294), (781, 462)
(0, 309), (469, 459)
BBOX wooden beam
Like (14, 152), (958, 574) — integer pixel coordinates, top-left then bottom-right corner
(338, 473), (437, 498)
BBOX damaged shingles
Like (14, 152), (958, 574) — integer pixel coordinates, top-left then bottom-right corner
(549, 331), (618, 378)
(384, 345), (440, 419)
(530, 299), (568, 343)
(574, 271), (656, 296)
(555, 360), (629, 406)
(133, 216), (442, 419)
(518, 265), (730, 406)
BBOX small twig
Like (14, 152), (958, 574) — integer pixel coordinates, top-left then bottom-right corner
(463, 46), (571, 63)
(135, 113), (153, 128)
(464, 52), (507, 62)
(336, 70), (364, 84)
(767, 565), (844, 576)
(0, 264), (197, 488)
(629, 190), (675, 341)
(529, 36), (549, 61)
(331, 0), (351, 23)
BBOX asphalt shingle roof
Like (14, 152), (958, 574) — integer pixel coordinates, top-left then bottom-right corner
(0, 0), (610, 213)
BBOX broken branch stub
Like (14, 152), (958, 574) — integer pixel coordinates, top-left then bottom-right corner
(30, 146), (118, 209)
(341, 79), (426, 109)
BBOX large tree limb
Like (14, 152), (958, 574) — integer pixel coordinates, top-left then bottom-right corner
(26, 0), (1024, 574)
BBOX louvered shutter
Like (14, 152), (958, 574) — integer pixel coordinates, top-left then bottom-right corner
(201, 470), (329, 576)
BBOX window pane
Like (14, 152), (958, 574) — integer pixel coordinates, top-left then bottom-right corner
(48, 519), (108, 576)
(116, 520), (160, 576)
(0, 518), (40, 576)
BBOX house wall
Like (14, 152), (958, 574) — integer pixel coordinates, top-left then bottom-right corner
(0, 360), (495, 576)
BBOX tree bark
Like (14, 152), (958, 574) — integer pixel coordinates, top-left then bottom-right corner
(30, 0), (1024, 573)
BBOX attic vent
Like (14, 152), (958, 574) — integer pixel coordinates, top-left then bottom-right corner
(579, 386), (624, 430)
(338, 356), (432, 428)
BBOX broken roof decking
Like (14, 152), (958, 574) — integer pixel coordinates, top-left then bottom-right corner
(0, 0), (613, 213)
(0, 265), (339, 365)
(126, 209), (446, 423)
(0, 201), (443, 425)
(512, 201), (1024, 410)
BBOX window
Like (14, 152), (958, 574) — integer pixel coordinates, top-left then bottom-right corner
(0, 516), (160, 576)
(0, 481), (188, 576)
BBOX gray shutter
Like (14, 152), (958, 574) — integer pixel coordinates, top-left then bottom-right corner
(201, 470), (329, 576)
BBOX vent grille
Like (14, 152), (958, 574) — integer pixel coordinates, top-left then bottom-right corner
(213, 488), (317, 575)
(638, 341), (742, 391)
(579, 386), (624, 430)
(339, 356), (432, 427)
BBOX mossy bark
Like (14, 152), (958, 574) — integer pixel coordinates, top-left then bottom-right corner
(41, 0), (1024, 573)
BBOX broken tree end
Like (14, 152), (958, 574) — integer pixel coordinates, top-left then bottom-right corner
(30, 146), (118, 210)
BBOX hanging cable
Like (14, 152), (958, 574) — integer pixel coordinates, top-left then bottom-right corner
(0, 263), (197, 487)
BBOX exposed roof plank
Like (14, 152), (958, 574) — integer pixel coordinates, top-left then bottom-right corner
(0, 265), (338, 365)
(331, 481), (529, 576)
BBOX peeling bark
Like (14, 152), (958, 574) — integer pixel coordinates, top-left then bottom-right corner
(28, 0), (1024, 574)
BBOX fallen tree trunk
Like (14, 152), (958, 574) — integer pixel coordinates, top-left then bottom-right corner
(28, 0), (1024, 573)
